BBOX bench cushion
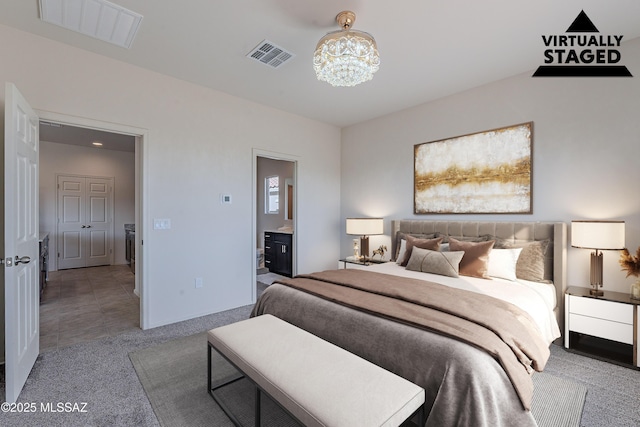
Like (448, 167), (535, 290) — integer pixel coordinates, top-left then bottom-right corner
(208, 314), (424, 427)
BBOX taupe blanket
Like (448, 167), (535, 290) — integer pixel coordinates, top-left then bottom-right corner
(274, 269), (549, 410)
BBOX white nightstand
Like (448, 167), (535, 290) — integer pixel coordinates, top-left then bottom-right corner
(565, 286), (639, 368)
(338, 258), (387, 270)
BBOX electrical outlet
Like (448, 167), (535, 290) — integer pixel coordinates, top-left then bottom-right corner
(195, 277), (203, 289)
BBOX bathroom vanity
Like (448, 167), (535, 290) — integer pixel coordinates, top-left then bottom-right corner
(264, 231), (292, 277)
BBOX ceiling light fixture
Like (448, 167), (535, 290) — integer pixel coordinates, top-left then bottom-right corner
(313, 11), (380, 87)
(92, 142), (103, 146)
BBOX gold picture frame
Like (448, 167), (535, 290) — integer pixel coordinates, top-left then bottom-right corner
(414, 122), (532, 214)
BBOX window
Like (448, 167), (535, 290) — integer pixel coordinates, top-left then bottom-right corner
(265, 176), (279, 214)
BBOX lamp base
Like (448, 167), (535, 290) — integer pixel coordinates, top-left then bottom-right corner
(360, 236), (369, 261)
(589, 251), (604, 296)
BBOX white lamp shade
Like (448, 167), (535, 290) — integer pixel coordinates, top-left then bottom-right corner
(346, 218), (383, 236)
(571, 220), (625, 250)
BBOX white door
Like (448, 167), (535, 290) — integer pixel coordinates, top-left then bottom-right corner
(3, 83), (40, 403)
(85, 177), (111, 267)
(57, 175), (85, 269)
(57, 175), (112, 269)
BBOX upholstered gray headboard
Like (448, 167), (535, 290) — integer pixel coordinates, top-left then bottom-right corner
(391, 220), (567, 338)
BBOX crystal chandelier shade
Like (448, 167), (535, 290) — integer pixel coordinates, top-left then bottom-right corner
(313, 11), (380, 87)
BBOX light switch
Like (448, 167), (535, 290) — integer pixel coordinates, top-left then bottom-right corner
(153, 218), (171, 230)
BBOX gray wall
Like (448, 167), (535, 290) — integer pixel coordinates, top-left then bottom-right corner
(341, 37), (640, 294)
(0, 24), (341, 329)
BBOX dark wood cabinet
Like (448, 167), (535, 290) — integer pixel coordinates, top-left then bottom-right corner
(264, 232), (292, 277)
(39, 233), (49, 296)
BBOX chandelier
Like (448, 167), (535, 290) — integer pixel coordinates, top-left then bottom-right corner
(313, 11), (380, 87)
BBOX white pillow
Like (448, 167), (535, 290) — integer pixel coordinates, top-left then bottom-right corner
(396, 239), (407, 264)
(487, 248), (523, 281)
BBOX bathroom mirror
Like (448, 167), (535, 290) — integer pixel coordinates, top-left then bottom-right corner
(284, 178), (293, 220)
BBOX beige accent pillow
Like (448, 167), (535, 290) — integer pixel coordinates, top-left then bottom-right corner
(405, 247), (465, 278)
(494, 239), (550, 282)
(449, 237), (495, 279)
(399, 235), (443, 266)
(515, 240), (549, 282)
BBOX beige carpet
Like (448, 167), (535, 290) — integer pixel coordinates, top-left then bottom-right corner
(130, 332), (297, 427)
(130, 332), (233, 426)
(130, 332), (586, 427)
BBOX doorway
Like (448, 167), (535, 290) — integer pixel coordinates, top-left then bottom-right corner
(252, 150), (298, 302)
(36, 110), (149, 329)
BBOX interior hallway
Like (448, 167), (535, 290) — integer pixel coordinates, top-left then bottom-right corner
(39, 265), (139, 352)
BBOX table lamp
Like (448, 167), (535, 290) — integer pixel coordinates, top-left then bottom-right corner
(346, 218), (383, 261)
(571, 220), (625, 296)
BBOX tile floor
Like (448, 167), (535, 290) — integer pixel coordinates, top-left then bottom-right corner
(39, 265), (139, 352)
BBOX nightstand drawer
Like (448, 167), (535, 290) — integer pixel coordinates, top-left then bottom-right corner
(569, 296), (633, 324)
(569, 313), (634, 344)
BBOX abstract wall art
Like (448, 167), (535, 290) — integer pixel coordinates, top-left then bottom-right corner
(414, 122), (532, 214)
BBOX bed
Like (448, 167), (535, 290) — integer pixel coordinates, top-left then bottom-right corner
(251, 220), (567, 427)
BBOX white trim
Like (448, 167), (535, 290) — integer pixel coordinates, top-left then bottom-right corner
(252, 148), (299, 303)
(35, 110), (151, 329)
(35, 110), (144, 137)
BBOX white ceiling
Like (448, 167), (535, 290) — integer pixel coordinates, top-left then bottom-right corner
(40, 121), (135, 152)
(2, 0), (639, 129)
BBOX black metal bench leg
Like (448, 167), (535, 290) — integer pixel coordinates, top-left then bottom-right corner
(419, 403), (426, 427)
(207, 343), (246, 427)
(207, 343), (212, 396)
(255, 386), (262, 427)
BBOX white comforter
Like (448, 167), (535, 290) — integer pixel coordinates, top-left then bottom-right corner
(365, 262), (561, 345)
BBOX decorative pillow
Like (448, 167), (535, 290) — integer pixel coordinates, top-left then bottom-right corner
(515, 240), (550, 282)
(437, 234), (491, 244)
(396, 239), (408, 265)
(405, 247), (464, 278)
(487, 248), (523, 281)
(399, 235), (443, 266)
(494, 239), (550, 282)
(449, 237), (495, 279)
(394, 232), (436, 261)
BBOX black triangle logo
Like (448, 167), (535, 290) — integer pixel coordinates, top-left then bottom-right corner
(566, 10), (599, 32)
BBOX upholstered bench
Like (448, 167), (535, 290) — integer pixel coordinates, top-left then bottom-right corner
(207, 314), (425, 427)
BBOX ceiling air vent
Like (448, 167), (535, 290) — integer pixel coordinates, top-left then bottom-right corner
(39, 0), (143, 49)
(246, 40), (295, 68)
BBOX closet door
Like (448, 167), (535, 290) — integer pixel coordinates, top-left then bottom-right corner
(57, 175), (113, 269)
(85, 177), (111, 267)
(58, 176), (86, 269)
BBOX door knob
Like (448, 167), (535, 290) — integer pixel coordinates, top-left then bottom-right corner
(81, 225), (86, 228)
(86, 225), (92, 228)
(15, 256), (31, 265)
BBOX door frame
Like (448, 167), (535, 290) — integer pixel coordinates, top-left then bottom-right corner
(35, 110), (150, 329)
(251, 148), (298, 303)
